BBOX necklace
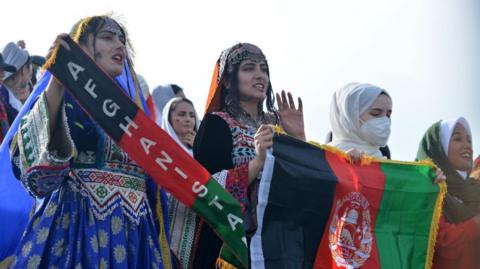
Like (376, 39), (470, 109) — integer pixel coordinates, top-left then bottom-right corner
(236, 111), (265, 130)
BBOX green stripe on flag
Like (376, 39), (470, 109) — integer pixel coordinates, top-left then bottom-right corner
(191, 178), (248, 267)
(376, 163), (440, 269)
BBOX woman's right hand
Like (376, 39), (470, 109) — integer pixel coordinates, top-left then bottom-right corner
(45, 34), (72, 135)
(248, 124), (274, 184)
(254, 124), (274, 163)
(47, 34), (71, 58)
(346, 148), (363, 164)
(46, 34), (71, 93)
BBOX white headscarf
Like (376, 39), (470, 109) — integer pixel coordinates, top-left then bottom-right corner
(440, 117), (472, 179)
(161, 97), (200, 266)
(328, 82), (390, 158)
(161, 97), (199, 156)
(152, 85), (176, 125)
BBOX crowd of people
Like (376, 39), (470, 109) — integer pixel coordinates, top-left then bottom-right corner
(0, 14), (479, 269)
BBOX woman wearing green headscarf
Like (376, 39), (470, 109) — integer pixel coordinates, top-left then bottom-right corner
(417, 117), (480, 269)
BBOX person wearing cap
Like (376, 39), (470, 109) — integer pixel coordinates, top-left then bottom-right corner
(1, 42), (32, 124)
(0, 53), (16, 85)
(0, 53), (16, 144)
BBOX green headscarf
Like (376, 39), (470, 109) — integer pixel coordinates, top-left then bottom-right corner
(416, 118), (480, 223)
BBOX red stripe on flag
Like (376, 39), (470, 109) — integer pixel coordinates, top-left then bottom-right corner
(118, 111), (210, 208)
(314, 152), (386, 269)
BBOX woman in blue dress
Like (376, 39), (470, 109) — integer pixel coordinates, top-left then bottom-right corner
(8, 15), (173, 269)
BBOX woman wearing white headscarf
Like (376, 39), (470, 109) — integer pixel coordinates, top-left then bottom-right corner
(153, 84), (185, 125)
(160, 97), (200, 268)
(328, 82), (392, 159)
(161, 97), (198, 155)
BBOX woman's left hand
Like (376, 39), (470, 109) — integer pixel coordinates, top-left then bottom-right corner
(276, 90), (306, 141)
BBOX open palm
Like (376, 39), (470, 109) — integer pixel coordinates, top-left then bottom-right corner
(276, 90), (305, 141)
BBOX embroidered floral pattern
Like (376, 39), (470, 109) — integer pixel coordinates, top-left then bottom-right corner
(62, 213), (70, 230)
(99, 258), (108, 269)
(211, 112), (256, 212)
(90, 236), (99, 253)
(225, 164), (249, 212)
(21, 164), (70, 197)
(111, 216), (123, 235)
(212, 112), (259, 165)
(27, 254), (41, 269)
(21, 241), (33, 257)
(70, 169), (148, 224)
(36, 227), (49, 244)
(53, 239), (65, 257)
(113, 245), (126, 263)
(99, 229), (109, 249)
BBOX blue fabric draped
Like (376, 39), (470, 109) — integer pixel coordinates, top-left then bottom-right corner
(116, 61), (151, 117)
(0, 71), (51, 259)
(0, 59), (152, 260)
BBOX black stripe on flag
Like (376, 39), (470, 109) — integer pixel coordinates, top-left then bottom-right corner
(251, 134), (337, 269)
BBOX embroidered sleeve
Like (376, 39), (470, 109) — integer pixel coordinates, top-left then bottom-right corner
(17, 92), (76, 197)
(212, 164), (249, 213)
(194, 113), (250, 212)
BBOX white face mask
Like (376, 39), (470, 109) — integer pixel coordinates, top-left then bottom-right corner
(359, 116), (391, 147)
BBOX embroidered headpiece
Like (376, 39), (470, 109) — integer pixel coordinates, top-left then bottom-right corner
(99, 18), (125, 40)
(206, 43), (269, 114)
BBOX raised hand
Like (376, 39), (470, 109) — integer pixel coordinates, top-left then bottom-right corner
(276, 90), (305, 141)
(45, 34), (71, 135)
(46, 34), (71, 92)
(16, 40), (26, 49)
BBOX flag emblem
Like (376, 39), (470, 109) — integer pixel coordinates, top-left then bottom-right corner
(329, 192), (373, 269)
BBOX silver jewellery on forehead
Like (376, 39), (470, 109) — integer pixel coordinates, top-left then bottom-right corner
(217, 43), (268, 84)
(100, 18), (124, 37)
(227, 43), (266, 67)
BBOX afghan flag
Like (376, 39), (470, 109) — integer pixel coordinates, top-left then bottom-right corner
(251, 133), (445, 269)
(46, 36), (248, 268)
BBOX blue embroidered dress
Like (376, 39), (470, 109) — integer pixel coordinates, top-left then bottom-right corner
(9, 92), (172, 269)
